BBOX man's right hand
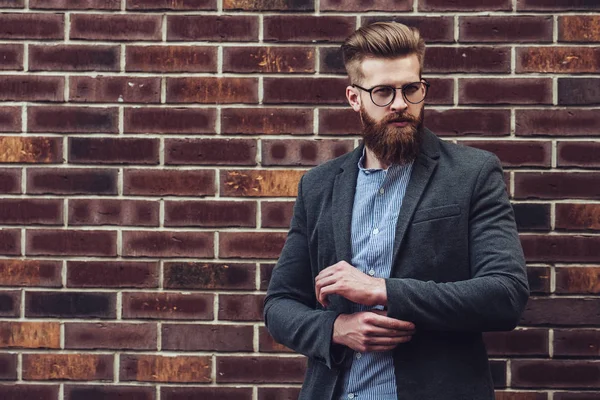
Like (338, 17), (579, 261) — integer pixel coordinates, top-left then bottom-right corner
(332, 310), (415, 353)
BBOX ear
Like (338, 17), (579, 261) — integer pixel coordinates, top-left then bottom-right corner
(346, 86), (361, 112)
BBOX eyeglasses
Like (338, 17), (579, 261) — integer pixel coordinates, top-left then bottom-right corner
(352, 80), (430, 107)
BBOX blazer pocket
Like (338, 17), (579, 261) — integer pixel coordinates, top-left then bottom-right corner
(412, 204), (461, 224)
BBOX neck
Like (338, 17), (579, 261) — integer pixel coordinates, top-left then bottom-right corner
(364, 146), (390, 170)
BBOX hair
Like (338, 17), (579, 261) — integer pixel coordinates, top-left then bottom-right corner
(341, 22), (426, 84)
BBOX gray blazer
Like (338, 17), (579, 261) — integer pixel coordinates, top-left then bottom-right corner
(264, 128), (529, 400)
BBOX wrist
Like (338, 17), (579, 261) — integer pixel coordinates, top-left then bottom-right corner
(373, 278), (388, 306)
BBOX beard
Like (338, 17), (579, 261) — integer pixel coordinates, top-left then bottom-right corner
(360, 105), (424, 166)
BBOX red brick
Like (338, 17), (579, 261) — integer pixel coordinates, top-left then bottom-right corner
(0, 290), (20, 317)
(29, 45), (120, 72)
(217, 356), (305, 383)
(494, 392), (547, 400)
(219, 294), (264, 321)
(121, 354), (211, 383)
(554, 329), (600, 358)
(27, 168), (118, 195)
(0, 353), (17, 379)
(426, 78), (454, 105)
(556, 204), (600, 231)
(258, 387), (302, 400)
(126, 45), (217, 73)
(511, 360), (600, 388)
(67, 261), (158, 288)
(69, 199), (159, 227)
(23, 354), (112, 381)
(65, 385), (155, 400)
(521, 235), (600, 263)
(0, 107), (21, 132)
(262, 139), (353, 166)
(69, 137), (159, 165)
(165, 200), (256, 227)
(122, 292), (213, 320)
(223, 46), (315, 74)
(0, 75), (63, 102)
(127, 0), (215, 9)
(558, 78), (600, 106)
(515, 172), (600, 200)
(0, 385), (59, 400)
(259, 326), (293, 353)
(162, 387), (252, 400)
(264, 16), (354, 43)
(460, 16), (553, 43)
(221, 107), (313, 135)
(0, 13), (63, 39)
(167, 15), (258, 41)
(123, 169), (215, 196)
(223, 0), (313, 11)
(517, 0), (600, 11)
(559, 16), (600, 42)
(322, 0), (409, 11)
(319, 108), (361, 135)
(459, 140), (551, 167)
(31, 0), (121, 9)
(558, 141), (600, 168)
(162, 324), (253, 351)
(0, 199), (62, 226)
(0, 0), (23, 6)
(0, 137), (62, 163)
(165, 138), (256, 166)
(65, 322), (157, 350)
(220, 232), (286, 259)
(70, 14), (162, 41)
(163, 262), (255, 290)
(264, 77), (347, 105)
(0, 321), (60, 349)
(260, 263), (275, 290)
(221, 169), (304, 197)
(70, 76), (160, 103)
(26, 229), (117, 257)
(425, 47), (511, 73)
(555, 267), (600, 294)
(459, 78), (552, 105)
(0, 169), (21, 194)
(0, 44), (22, 71)
(361, 16), (455, 43)
(522, 297), (600, 326)
(483, 329), (549, 357)
(167, 77), (258, 104)
(427, 109), (510, 137)
(28, 106), (118, 133)
(125, 107), (216, 134)
(262, 201), (294, 228)
(527, 266), (551, 294)
(0, 260), (61, 287)
(123, 231), (214, 258)
(0, 230), (20, 256)
(516, 109), (600, 137)
(420, 0), (510, 10)
(26, 291), (116, 318)
(517, 47), (600, 73)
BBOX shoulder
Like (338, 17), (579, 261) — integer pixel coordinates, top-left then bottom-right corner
(301, 146), (360, 186)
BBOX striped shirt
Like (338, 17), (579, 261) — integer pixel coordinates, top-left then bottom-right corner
(338, 151), (414, 400)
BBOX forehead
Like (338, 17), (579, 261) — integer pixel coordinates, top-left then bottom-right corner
(360, 55), (420, 86)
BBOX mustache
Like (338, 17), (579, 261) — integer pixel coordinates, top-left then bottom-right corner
(382, 112), (420, 124)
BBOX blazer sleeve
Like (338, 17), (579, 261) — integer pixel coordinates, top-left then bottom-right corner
(264, 176), (347, 369)
(386, 155), (530, 332)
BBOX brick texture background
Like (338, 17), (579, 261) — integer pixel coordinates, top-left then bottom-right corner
(0, 0), (599, 399)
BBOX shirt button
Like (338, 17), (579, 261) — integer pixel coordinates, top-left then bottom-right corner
(379, 188), (385, 194)
(355, 353), (362, 359)
(348, 394), (355, 399)
(368, 269), (375, 276)
(372, 228), (379, 235)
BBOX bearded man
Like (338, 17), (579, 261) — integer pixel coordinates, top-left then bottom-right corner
(264, 22), (529, 400)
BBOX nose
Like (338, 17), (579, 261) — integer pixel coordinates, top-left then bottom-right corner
(390, 89), (408, 112)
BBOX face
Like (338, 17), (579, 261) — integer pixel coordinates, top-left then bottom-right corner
(346, 54), (426, 165)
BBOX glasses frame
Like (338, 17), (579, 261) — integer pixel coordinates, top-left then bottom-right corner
(352, 79), (430, 107)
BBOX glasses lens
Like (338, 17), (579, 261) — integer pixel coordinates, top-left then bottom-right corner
(404, 82), (426, 104)
(371, 86), (395, 106)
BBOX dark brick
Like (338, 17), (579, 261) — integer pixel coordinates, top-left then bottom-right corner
(516, 109), (600, 137)
(0, 230), (20, 256)
(164, 262), (255, 290)
(22, 354), (112, 381)
(521, 297), (600, 326)
(165, 200), (256, 227)
(0, 353), (17, 379)
(361, 16), (454, 43)
(492, 360), (509, 388)
(70, 76), (160, 104)
(162, 324), (253, 351)
(70, 14), (162, 41)
(0, 385), (59, 399)
(556, 204), (600, 231)
(260, 263), (275, 290)
(122, 231), (214, 258)
(162, 387), (252, 400)
(517, 47), (600, 73)
(426, 109), (510, 137)
(515, 172), (600, 200)
(459, 78), (552, 105)
(217, 356), (305, 383)
(554, 393), (600, 400)
(517, 0), (600, 11)
(558, 79), (600, 105)
(28, 106), (118, 133)
(121, 355), (211, 383)
(258, 387), (302, 400)
(426, 78), (454, 105)
(460, 16), (553, 43)
(65, 322), (156, 350)
(521, 235), (600, 263)
(31, 0), (120, 9)
(512, 360), (600, 388)
(0, 0), (23, 7)
(27, 168), (118, 195)
(165, 138), (256, 166)
(262, 139), (353, 166)
(0, 199), (62, 226)
(127, 0), (215, 9)
(126, 45), (217, 73)
(425, 47), (510, 73)
(223, 46), (315, 74)
(167, 77), (258, 104)
(167, 15), (258, 41)
(0, 44), (22, 71)
(69, 199), (159, 227)
(0, 290), (20, 317)
(554, 329), (600, 357)
(220, 232), (286, 258)
(221, 107), (312, 135)
(218, 294), (264, 321)
(223, 0), (313, 11)
(26, 229), (116, 257)
(67, 261), (158, 288)
(264, 77), (347, 105)
(555, 267), (600, 295)
(512, 203), (551, 231)
(0, 169), (21, 194)
(322, 0), (409, 11)
(65, 385), (155, 400)
(69, 137), (159, 165)
(0, 260), (61, 287)
(123, 169), (215, 196)
(29, 45), (120, 72)
(319, 46), (344, 74)
(319, 108), (361, 135)
(125, 107), (216, 134)
(559, 16), (600, 42)
(264, 15), (355, 43)
(460, 140), (550, 168)
(483, 329), (549, 357)
(259, 326), (293, 353)
(221, 169), (304, 197)
(558, 141), (600, 169)
(0, 75), (63, 102)
(527, 266), (551, 294)
(261, 201), (294, 228)
(0, 137), (62, 163)
(122, 292), (213, 321)
(421, 0), (510, 10)
(0, 107), (21, 132)
(26, 292), (116, 319)
(0, 13), (63, 39)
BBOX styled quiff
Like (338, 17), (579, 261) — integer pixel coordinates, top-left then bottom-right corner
(341, 22), (426, 84)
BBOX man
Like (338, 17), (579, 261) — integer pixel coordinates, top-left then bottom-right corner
(264, 22), (529, 400)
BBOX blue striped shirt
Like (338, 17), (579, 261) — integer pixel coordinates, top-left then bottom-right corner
(338, 151), (414, 400)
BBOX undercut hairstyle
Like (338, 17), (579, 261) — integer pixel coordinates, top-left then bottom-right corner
(341, 22), (426, 84)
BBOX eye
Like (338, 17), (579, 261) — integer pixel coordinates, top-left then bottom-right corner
(372, 86), (394, 96)
(404, 84), (420, 94)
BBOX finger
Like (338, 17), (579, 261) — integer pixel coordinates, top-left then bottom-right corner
(318, 283), (340, 306)
(364, 326), (416, 337)
(364, 335), (412, 346)
(368, 312), (415, 331)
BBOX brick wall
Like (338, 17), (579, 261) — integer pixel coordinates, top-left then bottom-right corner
(0, 0), (599, 399)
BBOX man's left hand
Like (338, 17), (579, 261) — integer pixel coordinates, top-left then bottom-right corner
(315, 261), (387, 307)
